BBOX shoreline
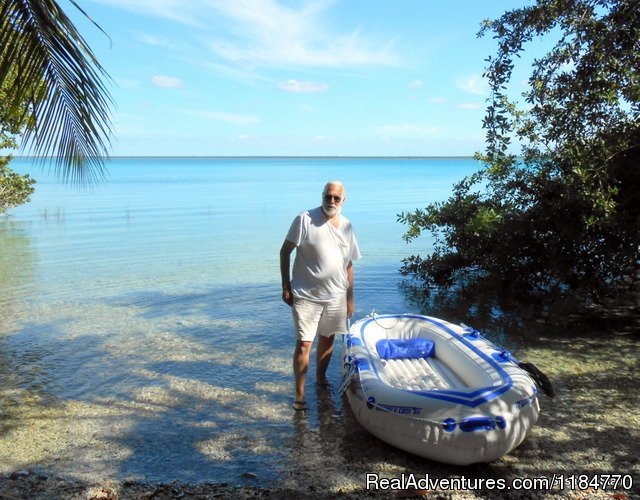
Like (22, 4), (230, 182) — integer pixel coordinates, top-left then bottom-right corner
(0, 468), (636, 499)
(1, 329), (638, 500)
(0, 473), (635, 499)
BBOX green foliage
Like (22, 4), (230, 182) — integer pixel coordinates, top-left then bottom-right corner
(1, 0), (113, 184)
(400, 0), (640, 304)
(1, 0), (112, 211)
(0, 62), (37, 214)
(0, 159), (36, 214)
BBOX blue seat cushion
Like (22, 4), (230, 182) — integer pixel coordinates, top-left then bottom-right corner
(376, 338), (435, 360)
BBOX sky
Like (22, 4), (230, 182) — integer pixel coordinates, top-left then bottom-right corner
(59, 0), (543, 157)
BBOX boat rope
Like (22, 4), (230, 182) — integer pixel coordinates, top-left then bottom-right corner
(339, 359), (539, 428)
(367, 310), (402, 341)
(338, 361), (357, 398)
(368, 309), (401, 329)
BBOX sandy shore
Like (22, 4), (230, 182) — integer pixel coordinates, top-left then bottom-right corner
(1, 323), (638, 499)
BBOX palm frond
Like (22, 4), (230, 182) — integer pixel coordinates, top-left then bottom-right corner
(0, 0), (113, 185)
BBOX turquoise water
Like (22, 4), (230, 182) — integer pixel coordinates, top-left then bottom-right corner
(0, 157), (481, 485)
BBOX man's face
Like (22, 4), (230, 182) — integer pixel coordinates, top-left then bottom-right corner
(322, 185), (344, 217)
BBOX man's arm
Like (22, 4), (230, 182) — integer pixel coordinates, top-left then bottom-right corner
(346, 260), (354, 317)
(280, 239), (296, 306)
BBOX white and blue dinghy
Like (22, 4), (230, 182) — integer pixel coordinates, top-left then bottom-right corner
(340, 313), (553, 465)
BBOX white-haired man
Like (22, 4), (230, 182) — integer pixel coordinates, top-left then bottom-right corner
(280, 181), (361, 411)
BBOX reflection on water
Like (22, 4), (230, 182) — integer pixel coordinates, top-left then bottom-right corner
(0, 219), (36, 325)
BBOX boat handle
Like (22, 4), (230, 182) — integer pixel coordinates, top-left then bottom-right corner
(459, 417), (496, 432)
(444, 416), (506, 432)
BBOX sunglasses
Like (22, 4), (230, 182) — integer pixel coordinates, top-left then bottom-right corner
(323, 195), (343, 203)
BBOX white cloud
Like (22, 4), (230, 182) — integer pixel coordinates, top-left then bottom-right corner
(90, 0), (398, 68)
(278, 80), (329, 93)
(408, 80), (423, 89)
(374, 124), (439, 137)
(209, 0), (398, 67)
(89, 0), (199, 26)
(458, 103), (481, 110)
(151, 76), (183, 88)
(132, 32), (178, 49)
(186, 110), (259, 124)
(429, 97), (448, 103)
(456, 74), (489, 95)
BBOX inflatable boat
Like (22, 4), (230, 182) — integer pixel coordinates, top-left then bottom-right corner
(340, 313), (553, 465)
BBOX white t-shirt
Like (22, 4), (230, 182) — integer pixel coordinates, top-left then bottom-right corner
(286, 206), (361, 302)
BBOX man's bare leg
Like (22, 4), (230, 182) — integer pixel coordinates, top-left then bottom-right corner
(293, 340), (312, 405)
(316, 334), (335, 386)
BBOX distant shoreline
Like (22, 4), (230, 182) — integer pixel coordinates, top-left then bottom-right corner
(11, 155), (479, 160)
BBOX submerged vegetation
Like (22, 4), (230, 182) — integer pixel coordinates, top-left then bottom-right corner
(399, 0), (640, 314)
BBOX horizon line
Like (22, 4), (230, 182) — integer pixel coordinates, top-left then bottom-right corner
(13, 155), (479, 160)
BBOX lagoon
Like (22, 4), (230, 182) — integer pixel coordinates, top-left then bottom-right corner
(2, 157), (637, 496)
(0, 157), (481, 484)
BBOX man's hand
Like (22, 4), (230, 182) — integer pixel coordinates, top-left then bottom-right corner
(280, 240), (296, 307)
(346, 262), (355, 318)
(347, 297), (355, 318)
(282, 288), (294, 307)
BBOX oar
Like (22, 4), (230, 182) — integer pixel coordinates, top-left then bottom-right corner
(518, 361), (555, 398)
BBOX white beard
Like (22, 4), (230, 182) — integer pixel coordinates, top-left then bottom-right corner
(322, 203), (341, 217)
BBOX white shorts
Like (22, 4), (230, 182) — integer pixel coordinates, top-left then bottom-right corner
(292, 295), (347, 342)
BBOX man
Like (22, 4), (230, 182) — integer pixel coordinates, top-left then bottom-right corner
(280, 181), (361, 411)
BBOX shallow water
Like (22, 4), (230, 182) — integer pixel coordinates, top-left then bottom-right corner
(2, 158), (638, 497)
(1, 157), (488, 484)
